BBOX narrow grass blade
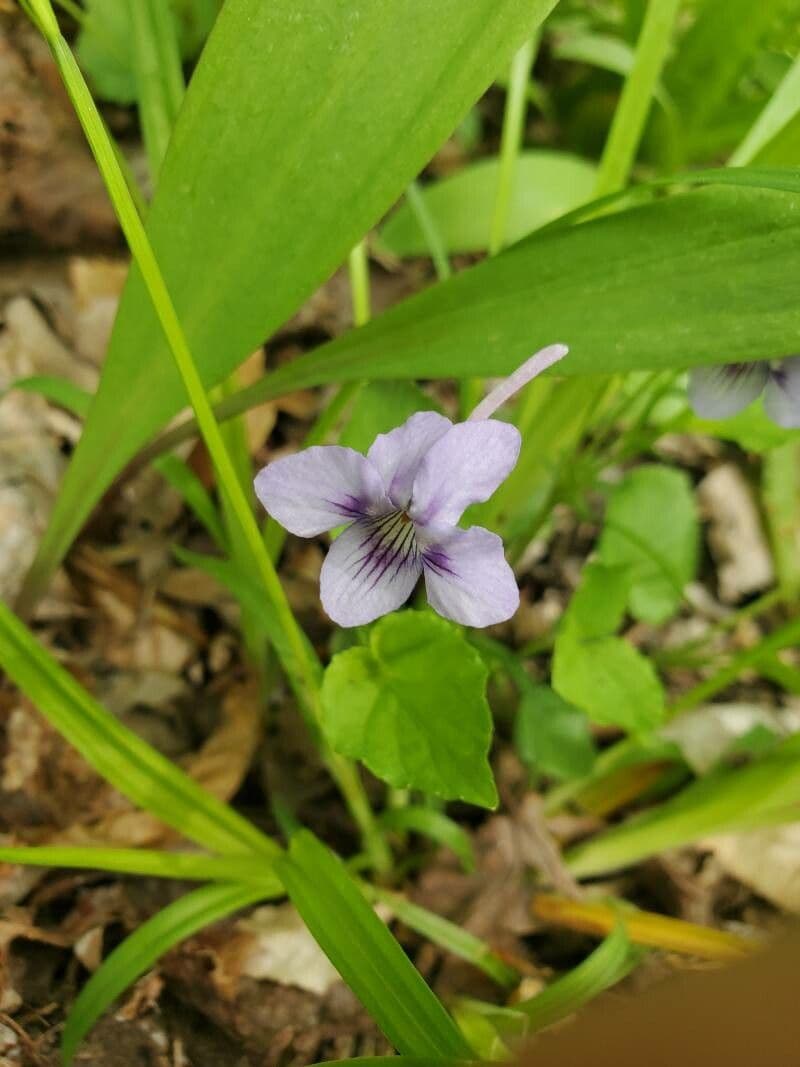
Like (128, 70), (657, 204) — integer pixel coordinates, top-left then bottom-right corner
(365, 884), (519, 990)
(62, 882), (268, 1064)
(129, 0), (185, 177)
(276, 831), (473, 1058)
(566, 736), (800, 878)
(149, 178), (800, 455)
(10, 375), (92, 416)
(593, 0), (681, 196)
(515, 924), (642, 1034)
(0, 845), (278, 886)
(157, 454), (227, 548)
(730, 54), (800, 165)
(0, 601), (278, 859)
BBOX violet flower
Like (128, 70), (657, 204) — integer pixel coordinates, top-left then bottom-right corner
(688, 357), (800, 428)
(255, 344), (568, 628)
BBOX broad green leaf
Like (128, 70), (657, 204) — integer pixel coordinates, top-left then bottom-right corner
(598, 466), (698, 624)
(205, 185), (800, 434)
(0, 600), (277, 859)
(62, 882), (269, 1064)
(27, 0), (557, 604)
(515, 924), (642, 1033)
(276, 830), (473, 1058)
(514, 684), (596, 781)
(566, 734), (800, 878)
(552, 629), (665, 734)
(322, 612), (496, 808)
(340, 382), (438, 454)
(565, 562), (633, 640)
(379, 151), (597, 255)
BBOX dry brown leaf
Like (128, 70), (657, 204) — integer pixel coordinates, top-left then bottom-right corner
(0, 14), (119, 246)
(49, 678), (262, 850)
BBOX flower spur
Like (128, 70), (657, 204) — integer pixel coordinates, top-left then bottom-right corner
(255, 344), (568, 628)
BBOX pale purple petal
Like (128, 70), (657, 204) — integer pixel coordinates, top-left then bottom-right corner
(409, 421), (521, 527)
(468, 344), (569, 421)
(764, 357), (800, 429)
(422, 525), (519, 627)
(367, 411), (453, 508)
(254, 446), (387, 537)
(688, 362), (768, 420)
(320, 511), (423, 626)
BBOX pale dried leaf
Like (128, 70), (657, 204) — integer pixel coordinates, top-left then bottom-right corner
(68, 256), (128, 366)
(237, 903), (340, 995)
(73, 925), (105, 972)
(698, 465), (774, 602)
(706, 824), (800, 914)
(1, 707), (44, 791)
(663, 703), (800, 773)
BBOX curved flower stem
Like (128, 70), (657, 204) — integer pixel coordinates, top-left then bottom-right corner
(28, 1), (389, 875)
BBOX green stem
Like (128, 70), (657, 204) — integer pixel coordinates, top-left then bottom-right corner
(459, 34), (536, 421)
(129, 0), (185, 178)
(30, 4), (388, 875)
(593, 0), (681, 196)
(405, 180), (452, 282)
(489, 34), (536, 256)
(264, 239), (371, 558)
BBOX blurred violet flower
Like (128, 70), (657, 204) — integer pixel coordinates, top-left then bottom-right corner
(688, 357), (800, 428)
(255, 343), (568, 628)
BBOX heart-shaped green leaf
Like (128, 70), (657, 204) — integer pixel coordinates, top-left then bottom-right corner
(322, 611), (497, 807)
